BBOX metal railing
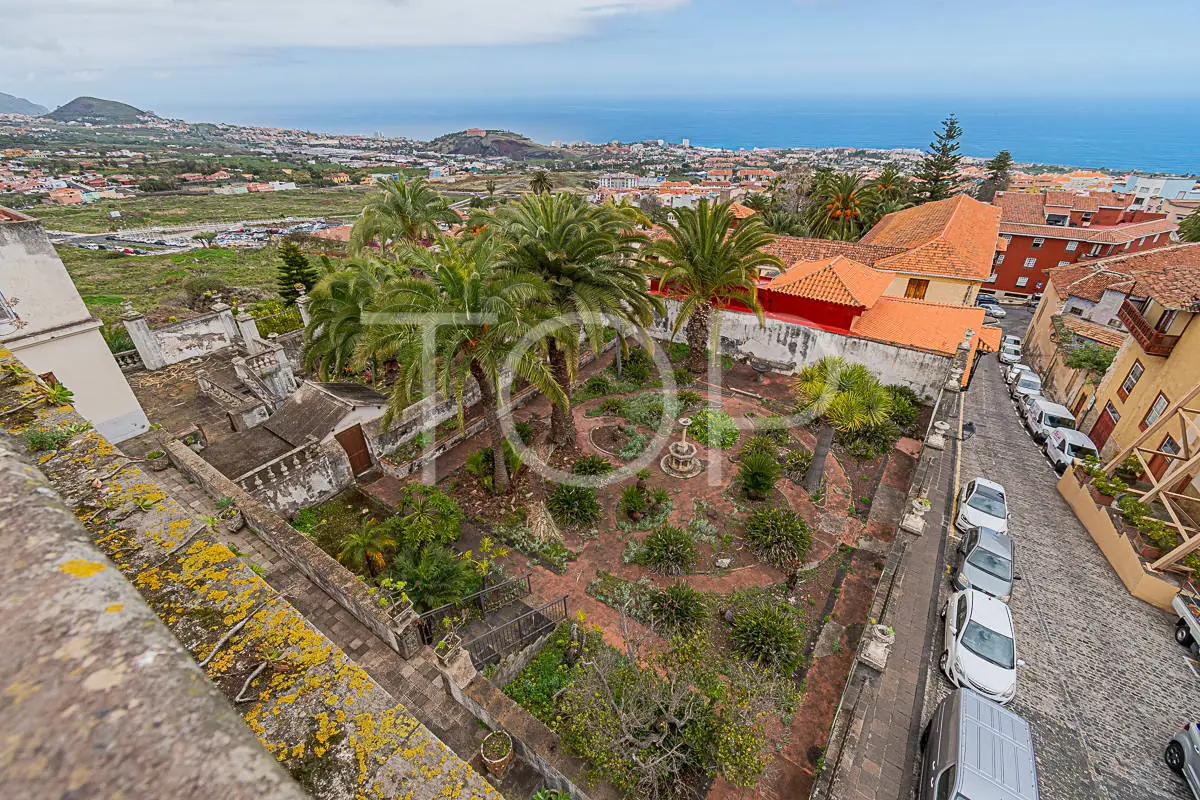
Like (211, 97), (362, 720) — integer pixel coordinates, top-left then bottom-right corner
(464, 595), (568, 668)
(417, 573), (533, 645)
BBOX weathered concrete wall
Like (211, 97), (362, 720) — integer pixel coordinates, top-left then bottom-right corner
(0, 213), (91, 331)
(650, 300), (953, 400)
(233, 439), (354, 516)
(154, 311), (236, 365)
(0, 345), (495, 800)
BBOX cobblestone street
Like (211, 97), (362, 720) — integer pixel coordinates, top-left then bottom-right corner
(927, 306), (1196, 800)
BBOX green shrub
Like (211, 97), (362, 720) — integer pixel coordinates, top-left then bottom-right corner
(514, 420), (535, 446)
(741, 435), (778, 459)
(583, 375), (612, 396)
(1117, 495), (1152, 524)
(595, 397), (628, 417)
(393, 484), (463, 550)
(677, 389), (703, 408)
(739, 451), (781, 500)
(639, 525), (697, 575)
(731, 599), (805, 673)
(182, 275), (226, 306)
(836, 419), (902, 460)
(572, 454), (614, 475)
(464, 441), (522, 491)
(618, 427), (650, 461)
(624, 394), (669, 428)
(886, 385), (921, 434)
(24, 423), (89, 452)
(503, 622), (591, 724)
(744, 507), (813, 570)
(497, 522), (578, 573)
(691, 408), (739, 449)
(783, 448), (813, 478)
(672, 368), (696, 386)
(546, 484), (602, 527)
(648, 581), (708, 634)
(619, 484), (649, 518)
(753, 415), (793, 446)
(388, 545), (476, 613)
(622, 346), (653, 383)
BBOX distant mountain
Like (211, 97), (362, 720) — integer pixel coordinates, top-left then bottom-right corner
(44, 96), (149, 124)
(0, 91), (48, 115)
(426, 129), (562, 161)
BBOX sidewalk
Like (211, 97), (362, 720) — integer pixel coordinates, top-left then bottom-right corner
(818, 392), (961, 800)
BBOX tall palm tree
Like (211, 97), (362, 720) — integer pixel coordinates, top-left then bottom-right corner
(793, 356), (893, 493)
(869, 165), (911, 204)
(350, 177), (459, 254)
(528, 170), (553, 195)
(354, 233), (565, 492)
(649, 199), (781, 375)
(806, 171), (877, 241)
(487, 194), (659, 446)
(301, 256), (403, 381)
(337, 519), (397, 579)
(761, 209), (809, 236)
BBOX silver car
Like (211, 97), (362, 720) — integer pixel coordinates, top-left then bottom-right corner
(1166, 724), (1200, 797)
(955, 526), (1017, 602)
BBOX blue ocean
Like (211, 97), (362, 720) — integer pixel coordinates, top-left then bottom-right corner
(186, 96), (1199, 175)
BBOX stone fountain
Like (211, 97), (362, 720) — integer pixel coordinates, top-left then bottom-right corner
(660, 417), (704, 479)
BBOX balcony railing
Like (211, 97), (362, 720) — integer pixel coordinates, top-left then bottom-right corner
(1117, 299), (1180, 356)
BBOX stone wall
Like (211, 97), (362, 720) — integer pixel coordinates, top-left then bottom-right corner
(650, 299), (954, 399)
(165, 440), (421, 658)
(233, 437), (354, 517)
(151, 311), (236, 365)
(0, 345), (495, 800)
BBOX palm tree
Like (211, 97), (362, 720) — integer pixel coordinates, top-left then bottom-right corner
(389, 545), (477, 613)
(793, 356), (892, 493)
(301, 256), (402, 380)
(649, 199), (781, 375)
(869, 165), (911, 204)
(350, 177), (459, 253)
(528, 170), (553, 195)
(761, 209), (809, 236)
(487, 194), (659, 446)
(337, 519), (397, 579)
(1180, 209), (1200, 243)
(806, 171), (877, 241)
(354, 232), (565, 492)
(485, 179), (497, 198)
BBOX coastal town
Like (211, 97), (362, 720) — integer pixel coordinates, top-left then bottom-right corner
(3, 87), (1200, 800)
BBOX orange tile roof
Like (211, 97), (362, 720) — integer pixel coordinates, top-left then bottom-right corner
(1059, 316), (1128, 349)
(762, 236), (904, 267)
(765, 256), (894, 307)
(851, 297), (987, 356)
(994, 192), (1048, 224)
(977, 326), (1004, 353)
(862, 195), (1002, 281)
(1000, 217), (1177, 243)
(1121, 243), (1200, 309)
(728, 202), (757, 220)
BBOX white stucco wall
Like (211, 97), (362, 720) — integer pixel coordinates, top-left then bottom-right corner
(649, 300), (953, 400)
(154, 314), (235, 365)
(0, 218), (91, 334)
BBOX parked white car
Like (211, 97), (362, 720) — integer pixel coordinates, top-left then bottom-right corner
(956, 478), (1009, 534)
(941, 588), (1021, 705)
(986, 305), (1008, 319)
(1003, 334), (1022, 349)
(1005, 363), (1033, 385)
(999, 343), (1022, 364)
(1010, 372), (1042, 401)
(1022, 396), (1076, 443)
(1044, 428), (1099, 475)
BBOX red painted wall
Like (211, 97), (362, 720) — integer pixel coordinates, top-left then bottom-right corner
(990, 229), (1174, 295)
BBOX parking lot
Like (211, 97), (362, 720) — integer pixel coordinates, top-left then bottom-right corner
(921, 304), (1196, 800)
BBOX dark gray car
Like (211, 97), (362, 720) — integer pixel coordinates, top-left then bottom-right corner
(954, 526), (1017, 603)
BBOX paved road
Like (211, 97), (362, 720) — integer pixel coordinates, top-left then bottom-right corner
(923, 304), (1196, 800)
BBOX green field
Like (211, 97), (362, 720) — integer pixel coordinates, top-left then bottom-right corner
(30, 187), (375, 233)
(60, 245), (291, 323)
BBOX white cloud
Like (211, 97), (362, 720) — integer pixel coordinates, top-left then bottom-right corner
(3, 0), (687, 76)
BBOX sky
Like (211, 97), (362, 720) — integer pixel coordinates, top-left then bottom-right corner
(5, 0), (1200, 119)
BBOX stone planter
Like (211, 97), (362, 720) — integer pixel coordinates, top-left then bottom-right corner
(435, 634), (463, 668)
(220, 509), (245, 533)
(480, 731), (513, 779)
(145, 451), (169, 472)
(858, 624), (896, 671)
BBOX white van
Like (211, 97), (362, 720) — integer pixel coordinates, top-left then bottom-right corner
(1010, 372), (1042, 401)
(1044, 428), (1099, 474)
(1021, 397), (1076, 443)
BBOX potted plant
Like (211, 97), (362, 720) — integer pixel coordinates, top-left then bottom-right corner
(619, 484), (648, 521)
(216, 496), (244, 532)
(145, 449), (169, 472)
(435, 631), (463, 667)
(480, 730), (514, 779)
(1090, 474), (1127, 507)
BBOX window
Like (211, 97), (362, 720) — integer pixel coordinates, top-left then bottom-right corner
(995, 253), (1005, 265)
(1058, 261), (1071, 267)
(1081, 212), (1094, 223)
(985, 273), (997, 283)
(1105, 401), (1121, 423)
(1124, 241), (1132, 250)
(1142, 392), (1169, 430)
(1023, 257), (1037, 269)
(1118, 360), (1143, 400)
(1065, 240), (1079, 252)
(936, 766), (957, 800)
(1032, 237), (1045, 249)
(905, 278), (929, 300)
(1015, 277), (1029, 288)
(955, 594), (968, 631)
(1069, 306), (1083, 316)
(1001, 234), (1013, 244)
(1089, 244), (1103, 256)
(1138, 237), (1147, 247)
(1162, 435), (1181, 456)
(1156, 309), (1178, 333)
(1153, 233), (1162, 244)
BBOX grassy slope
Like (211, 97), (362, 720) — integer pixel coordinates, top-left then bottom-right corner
(31, 187), (372, 232)
(60, 245), (287, 323)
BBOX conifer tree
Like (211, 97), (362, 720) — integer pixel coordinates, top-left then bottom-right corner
(976, 149), (1014, 202)
(916, 114), (963, 203)
(277, 240), (318, 302)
